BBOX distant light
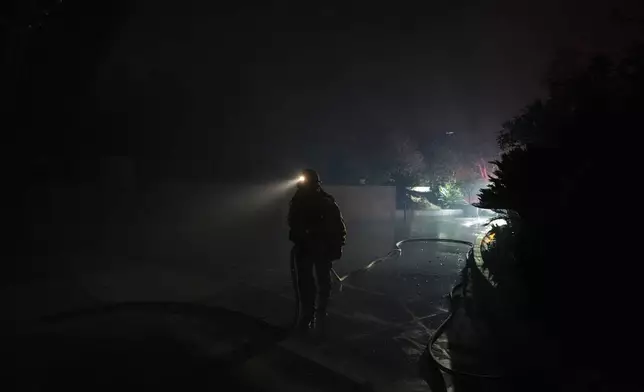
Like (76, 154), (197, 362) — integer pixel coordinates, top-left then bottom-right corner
(297, 175), (306, 183)
(461, 217), (487, 227)
(409, 186), (430, 193)
(446, 132), (454, 135)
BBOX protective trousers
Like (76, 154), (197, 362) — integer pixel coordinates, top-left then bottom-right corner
(291, 246), (332, 328)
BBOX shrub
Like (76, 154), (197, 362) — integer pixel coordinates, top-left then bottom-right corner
(437, 180), (464, 208)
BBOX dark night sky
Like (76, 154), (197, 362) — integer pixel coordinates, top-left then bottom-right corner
(92, 0), (642, 181)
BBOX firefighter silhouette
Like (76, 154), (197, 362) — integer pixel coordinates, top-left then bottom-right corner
(288, 169), (346, 331)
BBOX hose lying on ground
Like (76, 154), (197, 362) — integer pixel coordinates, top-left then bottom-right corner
(331, 238), (474, 291)
(297, 237), (502, 380)
(427, 277), (503, 379)
(292, 238), (472, 327)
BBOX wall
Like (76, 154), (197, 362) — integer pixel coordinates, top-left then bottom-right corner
(22, 182), (396, 291)
(323, 186), (396, 275)
(395, 209), (464, 219)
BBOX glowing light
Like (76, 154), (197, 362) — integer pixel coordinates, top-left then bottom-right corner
(483, 232), (496, 244)
(489, 218), (507, 227)
(297, 175), (306, 183)
(460, 217), (488, 227)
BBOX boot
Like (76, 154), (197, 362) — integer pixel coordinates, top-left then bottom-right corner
(312, 308), (328, 339)
(315, 297), (329, 331)
(297, 310), (315, 333)
(317, 311), (328, 329)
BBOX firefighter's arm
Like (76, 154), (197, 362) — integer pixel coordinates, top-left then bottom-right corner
(328, 201), (347, 246)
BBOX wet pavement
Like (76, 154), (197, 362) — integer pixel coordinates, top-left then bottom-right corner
(197, 242), (472, 391)
(195, 216), (492, 391)
(6, 216), (491, 391)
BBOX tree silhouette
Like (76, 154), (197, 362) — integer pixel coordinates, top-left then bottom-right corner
(366, 131), (428, 187)
(454, 158), (491, 204)
(482, 44), (644, 215)
(476, 42), (644, 387)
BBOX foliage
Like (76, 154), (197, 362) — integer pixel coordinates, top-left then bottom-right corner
(362, 131), (427, 187)
(437, 179), (464, 208)
(476, 147), (561, 222)
(474, 44), (644, 382)
(454, 159), (492, 204)
(479, 45), (644, 221)
(385, 131), (427, 186)
(497, 47), (644, 153)
(480, 220), (518, 288)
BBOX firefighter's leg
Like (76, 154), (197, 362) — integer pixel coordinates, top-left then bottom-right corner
(314, 258), (333, 328)
(295, 252), (315, 329)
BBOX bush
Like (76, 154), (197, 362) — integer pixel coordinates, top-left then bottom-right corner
(473, 44), (644, 386)
(437, 180), (464, 208)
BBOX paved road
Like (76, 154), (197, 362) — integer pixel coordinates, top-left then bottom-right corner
(220, 217), (490, 391)
(7, 216), (490, 391)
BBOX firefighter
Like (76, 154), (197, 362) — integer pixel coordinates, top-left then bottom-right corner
(288, 169), (346, 332)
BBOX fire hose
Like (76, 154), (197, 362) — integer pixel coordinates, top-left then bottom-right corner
(290, 237), (502, 380)
(428, 276), (502, 380)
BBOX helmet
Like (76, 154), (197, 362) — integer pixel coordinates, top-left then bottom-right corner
(297, 169), (321, 188)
